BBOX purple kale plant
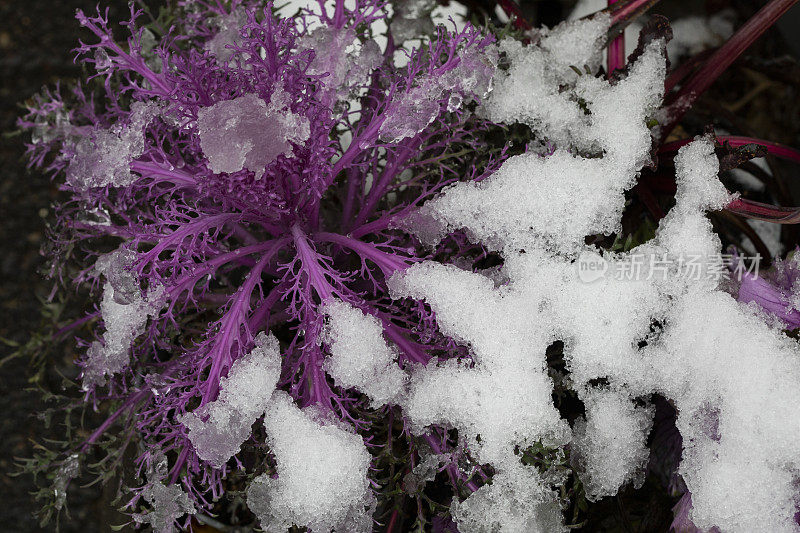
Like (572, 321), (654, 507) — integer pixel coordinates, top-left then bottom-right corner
(19, 0), (503, 529)
(18, 0), (800, 531)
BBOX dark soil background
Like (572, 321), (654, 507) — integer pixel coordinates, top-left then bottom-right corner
(0, 0), (798, 532)
(0, 1), (135, 531)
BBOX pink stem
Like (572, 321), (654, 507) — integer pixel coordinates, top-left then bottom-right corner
(200, 247), (279, 406)
(607, 0), (659, 26)
(607, 0), (625, 75)
(291, 225), (335, 301)
(130, 160), (197, 187)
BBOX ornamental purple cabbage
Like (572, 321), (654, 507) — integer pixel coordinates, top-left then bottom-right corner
(20, 0), (501, 529)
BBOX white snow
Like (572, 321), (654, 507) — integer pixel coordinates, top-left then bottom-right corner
(571, 389), (653, 501)
(246, 391), (375, 532)
(389, 261), (571, 532)
(451, 466), (567, 533)
(387, 10), (800, 529)
(321, 299), (406, 406)
(83, 248), (164, 389)
(197, 92), (309, 177)
(181, 332), (282, 468)
(172, 324), (379, 531)
(133, 480), (196, 533)
(66, 101), (160, 189)
(568, 0), (643, 69)
(420, 33), (665, 254)
(479, 17), (610, 150)
(395, 134), (800, 532)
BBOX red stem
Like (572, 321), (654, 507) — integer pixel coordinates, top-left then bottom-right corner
(664, 48), (715, 94)
(386, 508), (400, 533)
(658, 135), (800, 223)
(291, 225), (335, 300)
(600, 0), (660, 27)
(659, 135), (800, 164)
(497, 0), (532, 31)
(725, 198), (800, 224)
(660, 0), (799, 138)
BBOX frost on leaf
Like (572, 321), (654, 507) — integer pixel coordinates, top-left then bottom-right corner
(66, 101), (160, 189)
(321, 299), (407, 406)
(378, 40), (498, 143)
(378, 85), (443, 144)
(31, 108), (72, 145)
(246, 391), (375, 533)
(197, 92), (310, 177)
(181, 332), (282, 468)
(299, 27), (382, 103)
(133, 480), (196, 533)
(402, 448), (446, 494)
(205, 8), (247, 63)
(83, 248), (164, 389)
(53, 454), (80, 511)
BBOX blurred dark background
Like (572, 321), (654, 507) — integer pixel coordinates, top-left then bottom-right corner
(0, 0), (798, 531)
(0, 2), (133, 531)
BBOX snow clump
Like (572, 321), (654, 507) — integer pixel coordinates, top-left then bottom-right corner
(66, 101), (160, 189)
(321, 299), (407, 406)
(83, 248), (164, 389)
(388, 12), (800, 532)
(246, 391), (375, 533)
(197, 92), (310, 178)
(181, 332), (282, 468)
